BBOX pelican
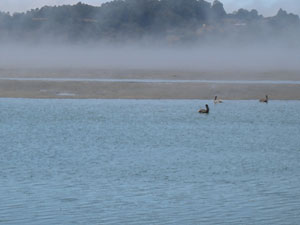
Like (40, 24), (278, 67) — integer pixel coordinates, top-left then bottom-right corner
(214, 96), (223, 104)
(198, 104), (209, 114)
(259, 95), (268, 103)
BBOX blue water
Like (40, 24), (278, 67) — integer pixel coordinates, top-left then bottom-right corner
(0, 99), (300, 225)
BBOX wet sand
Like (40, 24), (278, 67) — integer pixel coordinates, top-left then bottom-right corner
(0, 69), (300, 99)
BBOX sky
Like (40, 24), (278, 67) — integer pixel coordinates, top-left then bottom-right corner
(0, 0), (299, 16)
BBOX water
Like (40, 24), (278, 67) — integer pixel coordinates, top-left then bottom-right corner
(1, 77), (300, 84)
(0, 99), (300, 225)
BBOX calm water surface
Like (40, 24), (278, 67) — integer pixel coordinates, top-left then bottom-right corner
(0, 99), (300, 225)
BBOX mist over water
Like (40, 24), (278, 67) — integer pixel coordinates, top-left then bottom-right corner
(1, 41), (300, 73)
(0, 0), (299, 74)
(1, 2), (300, 224)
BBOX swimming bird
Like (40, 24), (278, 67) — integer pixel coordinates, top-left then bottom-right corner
(259, 95), (268, 103)
(214, 96), (223, 104)
(198, 104), (209, 114)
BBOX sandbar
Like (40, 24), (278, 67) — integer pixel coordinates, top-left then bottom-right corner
(0, 68), (299, 99)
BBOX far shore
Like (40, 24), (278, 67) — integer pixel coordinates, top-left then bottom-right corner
(0, 69), (300, 100)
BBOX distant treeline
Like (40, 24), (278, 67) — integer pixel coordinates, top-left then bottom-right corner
(0, 0), (299, 43)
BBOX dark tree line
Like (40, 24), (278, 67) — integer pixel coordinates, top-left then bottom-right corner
(0, 0), (299, 42)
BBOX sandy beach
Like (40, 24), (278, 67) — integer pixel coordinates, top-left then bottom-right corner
(0, 68), (300, 99)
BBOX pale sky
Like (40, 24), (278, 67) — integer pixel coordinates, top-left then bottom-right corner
(0, 0), (299, 16)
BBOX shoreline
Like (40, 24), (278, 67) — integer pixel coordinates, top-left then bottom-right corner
(1, 97), (300, 101)
(0, 69), (300, 100)
(1, 77), (300, 84)
(0, 79), (300, 100)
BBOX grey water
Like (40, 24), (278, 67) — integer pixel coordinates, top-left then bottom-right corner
(0, 99), (300, 225)
(1, 77), (300, 84)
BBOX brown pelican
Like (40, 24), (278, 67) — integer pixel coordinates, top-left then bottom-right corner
(214, 96), (223, 104)
(259, 95), (268, 103)
(198, 104), (209, 114)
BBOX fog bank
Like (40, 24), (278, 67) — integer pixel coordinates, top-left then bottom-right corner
(1, 42), (300, 72)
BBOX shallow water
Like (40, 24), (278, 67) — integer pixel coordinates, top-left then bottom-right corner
(0, 99), (300, 225)
(1, 77), (300, 84)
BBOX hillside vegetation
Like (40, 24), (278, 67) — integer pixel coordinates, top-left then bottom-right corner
(0, 0), (299, 43)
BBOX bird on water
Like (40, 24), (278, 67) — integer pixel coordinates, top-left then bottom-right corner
(214, 96), (223, 104)
(198, 104), (209, 114)
(259, 95), (268, 103)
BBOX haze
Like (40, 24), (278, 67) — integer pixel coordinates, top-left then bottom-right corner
(0, 42), (299, 73)
(0, 0), (299, 75)
(1, 0), (300, 16)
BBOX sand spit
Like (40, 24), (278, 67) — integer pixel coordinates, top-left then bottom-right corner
(0, 80), (300, 99)
(0, 69), (299, 99)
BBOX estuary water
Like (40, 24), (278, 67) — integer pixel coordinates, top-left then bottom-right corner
(0, 99), (300, 225)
